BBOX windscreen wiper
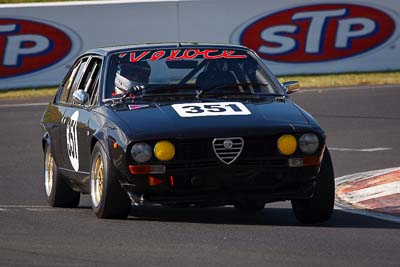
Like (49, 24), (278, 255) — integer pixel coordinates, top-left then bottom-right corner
(143, 84), (199, 94)
(196, 82), (272, 98)
(196, 82), (283, 99)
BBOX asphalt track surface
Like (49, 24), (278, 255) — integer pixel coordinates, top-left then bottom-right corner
(0, 86), (399, 266)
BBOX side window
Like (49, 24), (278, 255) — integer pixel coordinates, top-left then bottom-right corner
(81, 59), (100, 91)
(59, 63), (80, 103)
(77, 57), (102, 106)
(67, 58), (89, 104)
(83, 58), (102, 107)
(89, 77), (100, 106)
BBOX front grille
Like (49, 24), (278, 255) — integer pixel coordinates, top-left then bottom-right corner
(164, 136), (285, 170)
(212, 137), (244, 165)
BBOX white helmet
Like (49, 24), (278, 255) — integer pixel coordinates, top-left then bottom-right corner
(114, 62), (151, 95)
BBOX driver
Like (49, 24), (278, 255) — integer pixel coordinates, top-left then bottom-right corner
(114, 61), (151, 96)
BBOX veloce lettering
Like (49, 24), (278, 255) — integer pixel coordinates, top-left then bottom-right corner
(129, 49), (247, 62)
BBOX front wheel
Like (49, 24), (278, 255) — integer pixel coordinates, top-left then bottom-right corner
(44, 144), (80, 207)
(291, 148), (335, 224)
(90, 143), (131, 219)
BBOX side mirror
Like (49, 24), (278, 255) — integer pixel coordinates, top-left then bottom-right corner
(72, 89), (89, 105)
(282, 81), (300, 94)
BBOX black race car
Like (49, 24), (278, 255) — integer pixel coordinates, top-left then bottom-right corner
(41, 43), (334, 223)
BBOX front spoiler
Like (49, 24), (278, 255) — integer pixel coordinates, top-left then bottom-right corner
(121, 179), (316, 207)
(118, 162), (319, 206)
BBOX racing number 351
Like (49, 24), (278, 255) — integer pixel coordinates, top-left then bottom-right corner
(172, 102), (251, 117)
(182, 103), (242, 113)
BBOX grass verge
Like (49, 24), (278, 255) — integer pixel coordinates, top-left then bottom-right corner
(1, 71), (399, 99)
(0, 88), (57, 99)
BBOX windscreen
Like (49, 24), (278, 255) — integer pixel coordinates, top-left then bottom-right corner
(106, 48), (282, 98)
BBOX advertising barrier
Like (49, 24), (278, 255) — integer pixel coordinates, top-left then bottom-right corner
(0, 0), (399, 90)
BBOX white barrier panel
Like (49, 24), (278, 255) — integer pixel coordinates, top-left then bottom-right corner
(0, 0), (399, 90)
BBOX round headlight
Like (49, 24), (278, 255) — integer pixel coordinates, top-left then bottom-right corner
(131, 143), (152, 163)
(299, 134), (319, 154)
(154, 140), (175, 161)
(277, 134), (297, 155)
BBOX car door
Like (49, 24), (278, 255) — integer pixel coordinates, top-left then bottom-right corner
(48, 59), (82, 169)
(59, 56), (102, 188)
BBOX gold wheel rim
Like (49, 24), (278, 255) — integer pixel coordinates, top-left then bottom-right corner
(91, 154), (104, 207)
(45, 150), (54, 196)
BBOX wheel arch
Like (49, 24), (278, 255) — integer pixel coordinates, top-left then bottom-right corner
(91, 130), (110, 159)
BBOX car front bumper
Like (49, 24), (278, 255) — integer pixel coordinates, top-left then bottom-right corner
(120, 163), (319, 206)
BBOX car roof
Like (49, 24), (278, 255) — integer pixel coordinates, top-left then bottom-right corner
(85, 42), (250, 57)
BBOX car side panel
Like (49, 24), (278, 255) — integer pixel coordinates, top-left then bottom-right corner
(59, 107), (92, 186)
(41, 101), (68, 168)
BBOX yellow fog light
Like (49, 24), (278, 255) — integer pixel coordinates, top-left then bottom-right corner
(277, 134), (297, 155)
(154, 140), (175, 161)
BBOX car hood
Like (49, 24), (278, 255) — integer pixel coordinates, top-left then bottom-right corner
(112, 99), (310, 140)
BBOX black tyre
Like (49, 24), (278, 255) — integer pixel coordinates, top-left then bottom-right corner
(90, 142), (131, 219)
(44, 143), (80, 207)
(234, 199), (265, 212)
(291, 148), (335, 224)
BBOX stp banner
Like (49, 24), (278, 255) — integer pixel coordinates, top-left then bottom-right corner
(0, 0), (399, 90)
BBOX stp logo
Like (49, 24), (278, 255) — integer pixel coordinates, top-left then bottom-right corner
(0, 18), (81, 79)
(233, 4), (396, 62)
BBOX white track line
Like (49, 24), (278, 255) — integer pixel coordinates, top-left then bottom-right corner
(25, 208), (57, 211)
(0, 205), (87, 212)
(330, 147), (392, 152)
(0, 205), (49, 208)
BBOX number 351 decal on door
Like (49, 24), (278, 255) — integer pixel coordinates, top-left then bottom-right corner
(172, 102), (251, 117)
(66, 111), (79, 171)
